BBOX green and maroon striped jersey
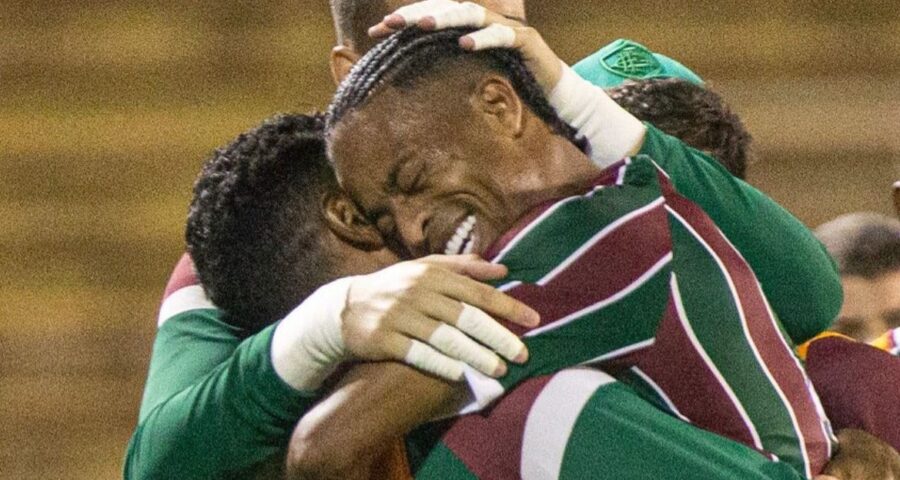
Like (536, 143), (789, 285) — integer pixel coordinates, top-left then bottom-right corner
(446, 155), (832, 478)
(416, 369), (805, 480)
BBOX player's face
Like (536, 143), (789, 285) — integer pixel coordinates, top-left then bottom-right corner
(833, 272), (900, 341)
(331, 87), (548, 259)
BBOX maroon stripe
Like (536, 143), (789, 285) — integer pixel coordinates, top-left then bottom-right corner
(443, 375), (553, 479)
(806, 337), (900, 452)
(502, 203), (670, 336)
(483, 161), (626, 260)
(634, 298), (760, 449)
(162, 253), (199, 299)
(660, 172), (830, 474)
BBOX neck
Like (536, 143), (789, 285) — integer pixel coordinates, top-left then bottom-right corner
(510, 133), (602, 207)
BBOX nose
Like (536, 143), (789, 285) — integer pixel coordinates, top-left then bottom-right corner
(390, 197), (431, 256)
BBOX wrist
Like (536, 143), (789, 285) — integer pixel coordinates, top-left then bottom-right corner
(549, 62), (646, 167)
(271, 277), (355, 391)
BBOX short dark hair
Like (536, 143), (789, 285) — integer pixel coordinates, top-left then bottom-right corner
(816, 212), (900, 279)
(186, 113), (338, 333)
(329, 0), (388, 52)
(607, 78), (752, 179)
(327, 27), (579, 145)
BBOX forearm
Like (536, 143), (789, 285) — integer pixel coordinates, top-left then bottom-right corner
(286, 362), (466, 479)
(126, 325), (316, 480)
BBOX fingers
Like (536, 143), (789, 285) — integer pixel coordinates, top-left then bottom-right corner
(416, 290), (527, 363)
(375, 0), (460, 36)
(419, 254), (508, 281)
(459, 23), (517, 51)
(363, 301), (508, 379)
(400, 339), (466, 381)
(439, 272), (540, 328)
(428, 323), (506, 376)
(421, 2), (486, 30)
(370, 0), (519, 39)
(390, 308), (506, 377)
(457, 303), (528, 363)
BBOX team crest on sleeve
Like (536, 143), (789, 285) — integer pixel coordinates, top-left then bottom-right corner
(600, 40), (664, 79)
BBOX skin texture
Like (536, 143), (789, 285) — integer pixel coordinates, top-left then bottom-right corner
(832, 272), (900, 342)
(822, 430), (900, 480)
(330, 72), (598, 259)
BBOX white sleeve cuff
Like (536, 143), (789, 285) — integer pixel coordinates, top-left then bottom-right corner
(549, 61), (646, 168)
(270, 277), (355, 391)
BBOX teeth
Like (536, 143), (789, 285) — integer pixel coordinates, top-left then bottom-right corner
(443, 215), (477, 255)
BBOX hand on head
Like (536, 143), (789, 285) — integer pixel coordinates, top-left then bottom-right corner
(369, 0), (564, 91)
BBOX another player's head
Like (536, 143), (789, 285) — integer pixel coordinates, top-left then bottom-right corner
(187, 113), (396, 332)
(327, 27), (594, 259)
(328, 0), (526, 83)
(816, 212), (900, 341)
(608, 79), (752, 178)
(576, 38), (750, 178)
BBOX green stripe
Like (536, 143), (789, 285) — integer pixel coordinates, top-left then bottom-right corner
(615, 369), (679, 417)
(495, 167), (662, 286)
(559, 382), (802, 480)
(415, 443), (478, 480)
(669, 219), (805, 474)
(500, 269), (670, 390)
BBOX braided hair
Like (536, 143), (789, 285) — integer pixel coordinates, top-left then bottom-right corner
(326, 27), (579, 144)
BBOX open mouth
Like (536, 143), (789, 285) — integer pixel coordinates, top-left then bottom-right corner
(443, 214), (477, 255)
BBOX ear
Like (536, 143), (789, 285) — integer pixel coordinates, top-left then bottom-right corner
(323, 191), (385, 250)
(471, 74), (525, 137)
(330, 45), (360, 86)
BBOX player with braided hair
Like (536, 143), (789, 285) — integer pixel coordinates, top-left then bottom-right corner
(323, 7), (848, 477)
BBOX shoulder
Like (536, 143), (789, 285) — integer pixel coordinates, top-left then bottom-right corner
(158, 253), (218, 328)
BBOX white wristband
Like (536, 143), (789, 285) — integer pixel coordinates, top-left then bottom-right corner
(549, 61), (646, 168)
(270, 277), (355, 391)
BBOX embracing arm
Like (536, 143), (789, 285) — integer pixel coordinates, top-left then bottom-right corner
(286, 362), (465, 480)
(125, 320), (316, 480)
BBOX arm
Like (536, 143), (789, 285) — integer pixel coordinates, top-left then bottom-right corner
(125, 323), (316, 480)
(127, 254), (536, 479)
(635, 124), (841, 343)
(286, 363), (465, 480)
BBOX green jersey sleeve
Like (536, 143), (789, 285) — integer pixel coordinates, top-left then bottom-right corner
(124, 310), (316, 479)
(639, 124), (842, 344)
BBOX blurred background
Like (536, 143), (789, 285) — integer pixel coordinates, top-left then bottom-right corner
(1, 0), (897, 478)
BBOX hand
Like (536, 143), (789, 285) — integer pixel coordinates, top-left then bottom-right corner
(342, 254), (538, 381)
(819, 429), (900, 480)
(368, 0), (564, 92)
